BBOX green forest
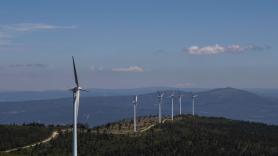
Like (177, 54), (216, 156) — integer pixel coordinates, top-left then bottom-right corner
(1, 115), (278, 156)
(0, 123), (53, 152)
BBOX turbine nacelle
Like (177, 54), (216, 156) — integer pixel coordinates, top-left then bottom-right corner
(169, 93), (175, 99)
(71, 86), (82, 92)
(192, 95), (198, 98)
(169, 91), (175, 98)
(157, 91), (164, 99)
(132, 95), (138, 105)
(70, 86), (88, 93)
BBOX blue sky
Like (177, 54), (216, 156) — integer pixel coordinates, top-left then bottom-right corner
(0, 0), (277, 90)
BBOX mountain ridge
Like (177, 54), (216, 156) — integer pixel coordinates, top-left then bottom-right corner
(0, 88), (278, 126)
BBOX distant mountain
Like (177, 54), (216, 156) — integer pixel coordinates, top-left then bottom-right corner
(0, 87), (277, 126)
(0, 87), (207, 102)
(246, 88), (278, 98)
(196, 87), (278, 124)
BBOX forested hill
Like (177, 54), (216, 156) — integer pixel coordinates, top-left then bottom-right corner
(0, 123), (53, 152)
(2, 115), (278, 156)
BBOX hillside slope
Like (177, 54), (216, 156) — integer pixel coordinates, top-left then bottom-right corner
(0, 123), (53, 151)
(4, 115), (278, 156)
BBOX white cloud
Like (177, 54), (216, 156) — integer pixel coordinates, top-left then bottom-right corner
(2, 23), (76, 32)
(0, 23), (76, 48)
(183, 44), (270, 55)
(112, 66), (144, 72)
(9, 64), (48, 68)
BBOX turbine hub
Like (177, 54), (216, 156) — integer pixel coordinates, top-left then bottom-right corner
(71, 86), (82, 92)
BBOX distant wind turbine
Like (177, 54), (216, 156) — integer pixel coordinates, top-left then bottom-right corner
(157, 92), (164, 123)
(70, 56), (87, 156)
(170, 92), (175, 120)
(132, 95), (138, 132)
(179, 95), (182, 115)
(192, 94), (198, 116)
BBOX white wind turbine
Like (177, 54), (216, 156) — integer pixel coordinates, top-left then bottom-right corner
(157, 92), (164, 123)
(192, 94), (198, 116)
(132, 95), (138, 132)
(70, 56), (87, 156)
(170, 92), (175, 120)
(179, 94), (182, 115)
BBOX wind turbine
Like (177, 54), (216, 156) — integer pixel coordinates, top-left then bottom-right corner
(170, 92), (175, 120)
(70, 56), (87, 156)
(192, 94), (198, 116)
(132, 95), (138, 132)
(179, 94), (182, 115)
(157, 92), (164, 123)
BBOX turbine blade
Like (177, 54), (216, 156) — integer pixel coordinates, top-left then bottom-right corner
(72, 56), (79, 86)
(80, 89), (89, 92)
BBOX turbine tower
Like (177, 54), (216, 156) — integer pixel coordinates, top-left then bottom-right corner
(71, 56), (87, 156)
(157, 92), (164, 123)
(192, 95), (198, 116)
(179, 95), (182, 115)
(170, 92), (175, 120)
(132, 95), (138, 132)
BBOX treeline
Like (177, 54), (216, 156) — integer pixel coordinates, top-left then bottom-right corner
(0, 123), (53, 151)
(7, 115), (278, 156)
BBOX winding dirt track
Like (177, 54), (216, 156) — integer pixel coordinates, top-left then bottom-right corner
(3, 118), (171, 153)
(3, 131), (59, 153)
(140, 118), (170, 133)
